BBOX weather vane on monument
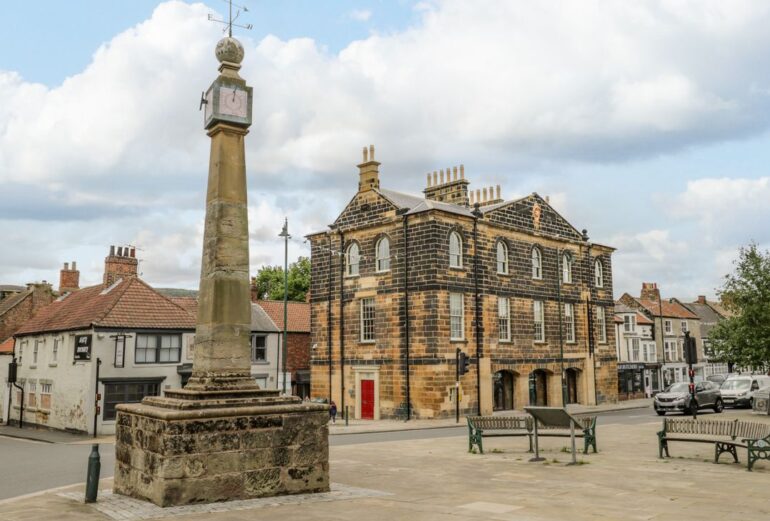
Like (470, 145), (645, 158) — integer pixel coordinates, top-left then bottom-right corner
(208, 0), (253, 37)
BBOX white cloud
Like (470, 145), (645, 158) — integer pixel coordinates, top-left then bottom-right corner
(5, 0), (770, 289)
(348, 9), (372, 22)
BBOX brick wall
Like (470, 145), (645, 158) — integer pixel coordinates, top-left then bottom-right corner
(0, 284), (54, 343)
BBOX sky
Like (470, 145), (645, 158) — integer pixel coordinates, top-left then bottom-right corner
(2, 0), (770, 301)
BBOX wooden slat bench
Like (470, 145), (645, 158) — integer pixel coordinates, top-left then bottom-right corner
(467, 416), (531, 454)
(657, 418), (770, 470)
(467, 415), (598, 455)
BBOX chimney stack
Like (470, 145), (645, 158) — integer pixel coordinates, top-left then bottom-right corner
(357, 144), (380, 192)
(640, 282), (661, 302)
(423, 163), (470, 205)
(104, 245), (139, 287)
(59, 261), (80, 294)
(697, 295), (707, 305)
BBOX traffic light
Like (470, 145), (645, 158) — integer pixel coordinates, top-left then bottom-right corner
(458, 351), (470, 376)
(684, 333), (697, 365)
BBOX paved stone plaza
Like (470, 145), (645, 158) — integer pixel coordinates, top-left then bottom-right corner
(1, 410), (768, 520)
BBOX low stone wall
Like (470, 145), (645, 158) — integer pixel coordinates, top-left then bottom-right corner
(114, 405), (329, 507)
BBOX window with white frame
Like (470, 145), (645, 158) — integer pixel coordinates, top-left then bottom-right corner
(631, 338), (640, 361)
(664, 340), (677, 362)
(597, 307), (606, 343)
(251, 334), (266, 362)
(135, 334), (182, 363)
(52, 338), (59, 362)
(533, 300), (545, 342)
(346, 243), (360, 276)
(498, 297), (510, 341)
(449, 232), (463, 268)
(33, 340), (39, 365)
(664, 320), (672, 334)
(496, 241), (508, 274)
(376, 237), (390, 272)
(41, 383), (52, 394)
(645, 343), (657, 362)
(680, 320), (688, 333)
(562, 253), (572, 283)
(450, 293), (464, 340)
(594, 259), (604, 287)
(360, 298), (375, 342)
(564, 303), (575, 342)
(531, 247), (542, 279)
(18, 341), (24, 365)
(623, 315), (636, 332)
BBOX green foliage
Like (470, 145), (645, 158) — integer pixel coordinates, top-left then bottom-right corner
(709, 244), (770, 368)
(252, 257), (310, 302)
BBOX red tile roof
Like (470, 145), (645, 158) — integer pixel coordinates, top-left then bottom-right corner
(633, 298), (698, 320)
(636, 312), (654, 325)
(14, 278), (195, 336)
(254, 300), (310, 333)
(0, 337), (14, 354)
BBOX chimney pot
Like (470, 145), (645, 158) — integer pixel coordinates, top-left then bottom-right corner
(453, 166), (458, 181)
(469, 192), (474, 205)
(118, 246), (124, 257)
(109, 245), (115, 256)
(545, 195), (550, 204)
(369, 144), (375, 161)
(72, 261), (77, 270)
(460, 164), (465, 179)
(426, 173), (431, 187)
(439, 169), (444, 184)
(482, 187), (488, 203)
(64, 262), (69, 270)
(496, 185), (501, 200)
(130, 248), (136, 258)
(362, 146), (368, 163)
(433, 171), (438, 186)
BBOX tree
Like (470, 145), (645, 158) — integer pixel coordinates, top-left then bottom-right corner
(251, 257), (310, 302)
(709, 243), (770, 370)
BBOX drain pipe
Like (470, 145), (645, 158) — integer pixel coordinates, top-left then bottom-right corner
(327, 233), (333, 402)
(401, 210), (411, 421)
(338, 230), (346, 419)
(472, 203), (483, 416)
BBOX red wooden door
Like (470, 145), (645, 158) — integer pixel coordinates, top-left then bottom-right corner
(360, 379), (375, 420)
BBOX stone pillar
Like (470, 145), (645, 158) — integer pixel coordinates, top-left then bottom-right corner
(113, 34), (329, 507)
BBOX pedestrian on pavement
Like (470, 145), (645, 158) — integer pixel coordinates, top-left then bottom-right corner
(330, 401), (337, 423)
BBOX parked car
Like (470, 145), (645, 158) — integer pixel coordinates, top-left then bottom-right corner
(719, 375), (770, 408)
(654, 381), (723, 416)
(706, 374), (728, 386)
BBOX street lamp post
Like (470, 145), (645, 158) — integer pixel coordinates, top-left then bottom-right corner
(279, 218), (291, 395)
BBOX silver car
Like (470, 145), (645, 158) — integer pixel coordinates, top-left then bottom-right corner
(654, 381), (724, 416)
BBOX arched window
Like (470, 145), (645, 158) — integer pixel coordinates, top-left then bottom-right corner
(562, 253), (572, 284)
(496, 241), (508, 274)
(346, 242), (360, 276)
(531, 247), (542, 279)
(376, 237), (390, 272)
(594, 259), (604, 287)
(449, 231), (463, 268)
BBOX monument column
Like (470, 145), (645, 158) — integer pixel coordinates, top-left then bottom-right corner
(113, 35), (329, 508)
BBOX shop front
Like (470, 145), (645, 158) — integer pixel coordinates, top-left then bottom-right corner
(617, 363), (645, 400)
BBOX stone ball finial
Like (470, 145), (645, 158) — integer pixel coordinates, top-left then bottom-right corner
(215, 37), (245, 64)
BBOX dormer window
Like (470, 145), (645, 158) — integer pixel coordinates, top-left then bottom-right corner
(496, 241), (508, 274)
(346, 243), (360, 276)
(562, 253), (572, 284)
(531, 247), (542, 279)
(376, 237), (391, 272)
(449, 231), (463, 268)
(594, 259), (604, 287)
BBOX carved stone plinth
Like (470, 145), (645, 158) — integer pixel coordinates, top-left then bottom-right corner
(113, 390), (329, 507)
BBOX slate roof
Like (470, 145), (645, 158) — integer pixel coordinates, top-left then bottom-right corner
(0, 285), (25, 293)
(614, 302), (653, 325)
(255, 300), (310, 333)
(376, 188), (531, 218)
(679, 301), (723, 338)
(14, 278), (196, 336)
(251, 304), (280, 332)
(0, 337), (14, 354)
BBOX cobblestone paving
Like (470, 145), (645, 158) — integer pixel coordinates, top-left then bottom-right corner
(58, 484), (390, 521)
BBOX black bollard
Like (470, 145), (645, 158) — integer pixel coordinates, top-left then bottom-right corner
(345, 406), (349, 426)
(85, 444), (101, 503)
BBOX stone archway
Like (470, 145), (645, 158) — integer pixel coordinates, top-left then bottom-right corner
(493, 370), (515, 411)
(529, 369), (549, 406)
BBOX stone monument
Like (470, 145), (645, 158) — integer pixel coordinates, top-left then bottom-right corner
(113, 33), (329, 507)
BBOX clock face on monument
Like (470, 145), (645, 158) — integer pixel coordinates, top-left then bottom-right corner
(219, 86), (249, 118)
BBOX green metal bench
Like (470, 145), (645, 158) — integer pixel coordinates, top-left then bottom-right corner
(657, 418), (770, 470)
(467, 415), (598, 455)
(467, 416), (532, 454)
(533, 415), (598, 454)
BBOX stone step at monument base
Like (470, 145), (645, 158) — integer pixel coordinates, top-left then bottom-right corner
(113, 394), (330, 507)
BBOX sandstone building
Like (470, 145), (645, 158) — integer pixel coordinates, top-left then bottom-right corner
(308, 147), (618, 419)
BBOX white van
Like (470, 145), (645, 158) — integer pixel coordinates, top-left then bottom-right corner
(720, 375), (770, 408)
